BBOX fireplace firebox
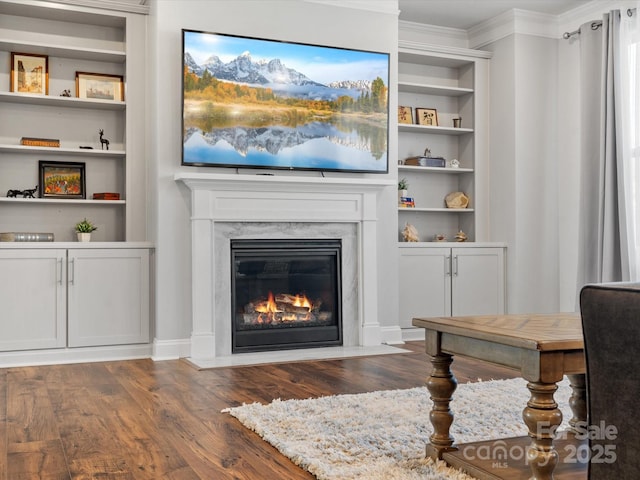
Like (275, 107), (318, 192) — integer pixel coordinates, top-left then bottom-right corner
(231, 239), (342, 353)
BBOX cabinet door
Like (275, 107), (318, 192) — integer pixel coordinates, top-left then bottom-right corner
(451, 247), (504, 316)
(67, 249), (150, 347)
(0, 249), (66, 351)
(398, 248), (451, 327)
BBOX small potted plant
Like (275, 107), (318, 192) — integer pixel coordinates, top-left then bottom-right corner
(398, 178), (409, 201)
(75, 218), (97, 242)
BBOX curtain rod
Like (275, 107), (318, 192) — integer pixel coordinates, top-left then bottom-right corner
(563, 8), (636, 39)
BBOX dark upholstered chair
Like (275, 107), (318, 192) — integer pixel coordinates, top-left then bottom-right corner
(579, 282), (640, 479)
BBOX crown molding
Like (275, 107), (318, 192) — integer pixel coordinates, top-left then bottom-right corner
(48, 0), (149, 14)
(467, 0), (635, 48)
(399, 20), (468, 46)
(399, 39), (492, 59)
(303, 0), (399, 16)
(468, 9), (559, 48)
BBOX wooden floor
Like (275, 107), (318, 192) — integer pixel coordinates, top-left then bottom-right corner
(0, 342), (518, 480)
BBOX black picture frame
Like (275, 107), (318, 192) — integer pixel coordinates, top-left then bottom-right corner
(39, 161), (86, 199)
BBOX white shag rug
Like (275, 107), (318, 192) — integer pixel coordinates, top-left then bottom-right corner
(223, 377), (573, 479)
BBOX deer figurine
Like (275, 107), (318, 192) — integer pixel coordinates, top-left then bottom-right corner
(99, 129), (110, 150)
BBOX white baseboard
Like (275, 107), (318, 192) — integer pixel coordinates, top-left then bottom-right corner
(152, 338), (191, 360)
(401, 327), (425, 342)
(380, 325), (405, 344)
(0, 344), (152, 368)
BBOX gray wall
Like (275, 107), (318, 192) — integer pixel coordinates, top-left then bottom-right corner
(486, 34), (561, 314)
(148, 0), (400, 352)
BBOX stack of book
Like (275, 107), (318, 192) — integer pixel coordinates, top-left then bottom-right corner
(20, 137), (60, 148)
(0, 232), (54, 242)
(403, 156), (446, 168)
(399, 196), (415, 208)
(92, 192), (120, 200)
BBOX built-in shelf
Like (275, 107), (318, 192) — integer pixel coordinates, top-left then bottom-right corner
(0, 197), (125, 205)
(398, 81), (473, 96)
(0, 91), (125, 110)
(399, 165), (473, 174)
(398, 207), (475, 213)
(0, 39), (125, 63)
(397, 40), (490, 243)
(398, 124), (473, 135)
(0, 144), (125, 157)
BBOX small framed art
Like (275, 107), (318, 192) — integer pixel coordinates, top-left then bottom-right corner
(76, 72), (124, 101)
(39, 161), (86, 199)
(398, 106), (413, 125)
(415, 108), (438, 126)
(11, 53), (48, 95)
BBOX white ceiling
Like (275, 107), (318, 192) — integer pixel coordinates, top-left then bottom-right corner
(398, 0), (588, 29)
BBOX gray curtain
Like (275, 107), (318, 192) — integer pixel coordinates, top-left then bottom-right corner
(576, 12), (624, 290)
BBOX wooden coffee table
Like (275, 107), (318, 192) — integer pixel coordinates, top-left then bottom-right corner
(412, 313), (587, 480)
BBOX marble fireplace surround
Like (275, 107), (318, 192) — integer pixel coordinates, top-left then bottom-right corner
(175, 172), (404, 367)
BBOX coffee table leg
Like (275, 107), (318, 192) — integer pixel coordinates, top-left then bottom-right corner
(567, 373), (587, 430)
(523, 381), (563, 480)
(425, 353), (458, 459)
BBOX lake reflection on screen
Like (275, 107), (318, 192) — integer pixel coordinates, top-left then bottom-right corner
(183, 119), (388, 172)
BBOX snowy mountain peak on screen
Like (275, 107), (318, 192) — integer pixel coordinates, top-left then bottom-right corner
(201, 51), (324, 87)
(185, 50), (372, 101)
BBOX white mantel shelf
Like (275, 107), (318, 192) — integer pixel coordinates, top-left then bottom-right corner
(175, 172), (395, 224)
(174, 172), (395, 194)
(174, 171), (394, 363)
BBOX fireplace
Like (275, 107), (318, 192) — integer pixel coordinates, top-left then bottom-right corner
(174, 172), (395, 363)
(231, 239), (342, 353)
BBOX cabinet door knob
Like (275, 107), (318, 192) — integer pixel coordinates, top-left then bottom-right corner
(453, 255), (459, 276)
(445, 255), (451, 276)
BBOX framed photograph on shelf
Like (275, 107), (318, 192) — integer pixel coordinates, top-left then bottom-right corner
(398, 106), (413, 125)
(76, 72), (124, 101)
(415, 107), (438, 126)
(39, 161), (86, 199)
(11, 53), (48, 95)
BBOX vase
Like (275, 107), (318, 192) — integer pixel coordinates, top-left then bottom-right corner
(77, 232), (91, 242)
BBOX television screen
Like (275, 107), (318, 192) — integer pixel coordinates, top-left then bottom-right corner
(182, 30), (389, 173)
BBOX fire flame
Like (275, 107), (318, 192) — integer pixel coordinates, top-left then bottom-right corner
(254, 292), (313, 323)
(293, 294), (312, 310)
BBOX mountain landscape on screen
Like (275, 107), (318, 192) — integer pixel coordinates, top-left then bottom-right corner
(184, 51), (375, 101)
(182, 30), (389, 172)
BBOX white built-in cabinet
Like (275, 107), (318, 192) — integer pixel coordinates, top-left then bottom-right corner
(0, 248), (66, 351)
(67, 248), (150, 347)
(398, 244), (505, 328)
(397, 41), (491, 243)
(0, 2), (151, 362)
(396, 42), (505, 329)
(0, 245), (150, 352)
(0, 0), (147, 241)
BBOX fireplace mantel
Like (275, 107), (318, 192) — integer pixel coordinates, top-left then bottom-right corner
(175, 172), (395, 362)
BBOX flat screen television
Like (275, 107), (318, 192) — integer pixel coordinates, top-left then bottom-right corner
(181, 29), (389, 173)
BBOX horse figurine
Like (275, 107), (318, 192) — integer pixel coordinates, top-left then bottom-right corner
(99, 129), (110, 150)
(22, 186), (38, 198)
(6, 186), (37, 198)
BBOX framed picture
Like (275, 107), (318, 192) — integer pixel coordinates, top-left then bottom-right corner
(11, 53), (48, 95)
(415, 108), (438, 126)
(398, 106), (413, 125)
(39, 161), (86, 199)
(76, 72), (124, 101)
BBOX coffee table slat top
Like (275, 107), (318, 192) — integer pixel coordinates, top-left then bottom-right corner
(412, 313), (583, 351)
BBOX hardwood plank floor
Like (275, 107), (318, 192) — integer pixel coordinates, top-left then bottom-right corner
(0, 342), (518, 479)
